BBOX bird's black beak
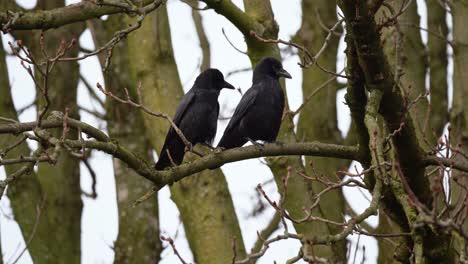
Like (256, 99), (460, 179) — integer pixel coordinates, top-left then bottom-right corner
(277, 68), (292, 79)
(223, 80), (235, 89)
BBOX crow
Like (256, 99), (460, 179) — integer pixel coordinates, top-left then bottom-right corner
(217, 57), (291, 150)
(155, 69), (235, 170)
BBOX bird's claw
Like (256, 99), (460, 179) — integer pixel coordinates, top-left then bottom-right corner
(184, 143), (194, 152)
(246, 138), (264, 150)
(201, 142), (216, 150)
(213, 146), (225, 153)
(254, 143), (265, 150)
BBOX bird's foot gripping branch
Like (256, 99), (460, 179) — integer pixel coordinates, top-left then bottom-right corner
(0, 112), (355, 191)
(1, 110), (466, 196)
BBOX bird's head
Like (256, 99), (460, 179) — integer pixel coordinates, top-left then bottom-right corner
(195, 69), (235, 91)
(253, 57), (292, 80)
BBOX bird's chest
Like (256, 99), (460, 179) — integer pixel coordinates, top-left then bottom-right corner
(242, 88), (284, 131)
(184, 99), (218, 142)
(186, 100), (218, 127)
(254, 88), (283, 118)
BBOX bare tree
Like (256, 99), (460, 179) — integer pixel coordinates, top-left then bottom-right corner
(1, 0), (467, 263)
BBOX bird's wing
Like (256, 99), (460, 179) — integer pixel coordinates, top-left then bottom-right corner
(156, 91), (196, 169)
(165, 90), (196, 141)
(224, 87), (258, 133)
(172, 90), (196, 126)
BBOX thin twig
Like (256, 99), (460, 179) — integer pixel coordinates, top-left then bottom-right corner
(161, 236), (189, 264)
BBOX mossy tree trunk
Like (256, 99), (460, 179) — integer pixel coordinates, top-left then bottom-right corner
(426, 0), (448, 136)
(0, 32), (49, 264)
(190, 0), (211, 71)
(242, 0), (318, 243)
(124, 5), (247, 263)
(200, 0), (347, 258)
(340, 0), (455, 262)
(344, 32), (401, 264)
(295, 0), (347, 260)
(1, 0), (467, 262)
(89, 15), (162, 263)
(450, 0), (468, 255)
(379, 0), (430, 145)
(13, 1), (85, 262)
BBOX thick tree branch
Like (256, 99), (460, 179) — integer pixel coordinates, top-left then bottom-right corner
(0, 0), (161, 31)
(190, 1), (211, 71)
(426, 0), (449, 136)
(199, 0), (261, 36)
(2, 113), (466, 193)
(338, 0), (432, 206)
(158, 142), (359, 184)
(0, 114), (109, 142)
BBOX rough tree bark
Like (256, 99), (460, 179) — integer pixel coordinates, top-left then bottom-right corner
(380, 0), (430, 145)
(124, 5), (247, 263)
(450, 0), (468, 256)
(33, 3), (83, 263)
(200, 0), (349, 259)
(339, 0), (453, 262)
(6, 0), (85, 262)
(241, 0), (330, 257)
(33, 30), (83, 264)
(0, 33), (49, 264)
(189, 0), (210, 71)
(344, 33), (400, 264)
(1, 0), (466, 262)
(426, 0), (448, 136)
(295, 0), (347, 260)
(89, 15), (162, 263)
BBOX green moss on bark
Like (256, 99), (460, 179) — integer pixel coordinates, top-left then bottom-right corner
(294, 0), (347, 260)
(427, 0), (449, 136)
(7, 1), (85, 260)
(126, 6), (247, 263)
(450, 0), (468, 257)
(0, 33), (49, 264)
(89, 14), (162, 263)
(33, 23), (83, 264)
(339, 0), (455, 262)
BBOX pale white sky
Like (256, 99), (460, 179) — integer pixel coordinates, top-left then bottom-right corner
(1, 0), (451, 263)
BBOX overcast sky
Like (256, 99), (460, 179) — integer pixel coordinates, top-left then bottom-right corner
(1, 0), (450, 263)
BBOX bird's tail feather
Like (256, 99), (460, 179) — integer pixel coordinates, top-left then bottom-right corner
(217, 131), (247, 150)
(155, 138), (185, 170)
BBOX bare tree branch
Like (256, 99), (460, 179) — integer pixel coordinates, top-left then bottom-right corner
(0, 0), (162, 31)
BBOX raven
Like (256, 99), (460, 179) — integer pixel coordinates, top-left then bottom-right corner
(155, 69), (235, 170)
(217, 57), (291, 150)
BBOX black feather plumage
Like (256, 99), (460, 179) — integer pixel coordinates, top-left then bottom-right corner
(217, 57), (291, 150)
(155, 69), (234, 170)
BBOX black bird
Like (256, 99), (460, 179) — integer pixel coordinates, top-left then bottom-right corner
(217, 57), (291, 150)
(155, 69), (235, 170)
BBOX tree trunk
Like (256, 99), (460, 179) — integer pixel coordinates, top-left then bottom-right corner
(190, 1), (211, 71)
(450, 0), (468, 257)
(125, 6), (247, 263)
(295, 0), (347, 260)
(0, 33), (47, 264)
(380, 1), (431, 145)
(33, 26), (83, 264)
(339, 0), (454, 262)
(426, 0), (448, 136)
(89, 15), (162, 263)
(11, 1), (84, 262)
(234, 0), (340, 259)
